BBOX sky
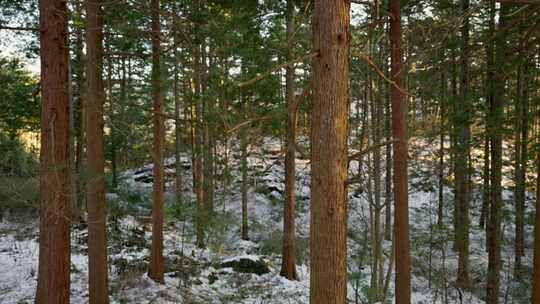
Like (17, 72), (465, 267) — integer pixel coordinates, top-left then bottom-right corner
(0, 2), (366, 77)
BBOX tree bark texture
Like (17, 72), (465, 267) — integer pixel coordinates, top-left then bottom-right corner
(85, 0), (109, 301)
(280, 0), (298, 281)
(309, 0), (350, 303)
(36, 0), (71, 302)
(389, 0), (411, 302)
(148, 0), (165, 284)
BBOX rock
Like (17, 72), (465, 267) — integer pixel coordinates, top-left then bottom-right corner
(112, 257), (146, 275)
(208, 272), (219, 284)
(220, 256), (270, 275)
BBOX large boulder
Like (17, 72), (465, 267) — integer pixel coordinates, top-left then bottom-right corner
(220, 255), (270, 275)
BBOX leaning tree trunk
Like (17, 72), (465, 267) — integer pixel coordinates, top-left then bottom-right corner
(280, 0), (298, 281)
(309, 0), (350, 303)
(85, 0), (109, 302)
(36, 0), (71, 302)
(148, 0), (165, 284)
(389, 0), (411, 302)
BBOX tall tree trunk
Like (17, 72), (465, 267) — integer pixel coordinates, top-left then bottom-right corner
(455, 0), (471, 289)
(280, 0), (298, 281)
(36, 0), (71, 302)
(371, 4), (384, 299)
(193, 44), (206, 249)
(69, 51), (78, 221)
(480, 0), (495, 231)
(533, 151), (540, 304)
(73, 0), (86, 217)
(384, 22), (392, 241)
(437, 56), (446, 228)
(487, 3), (508, 303)
(384, 88), (392, 240)
(310, 0), (350, 302)
(201, 39), (214, 217)
(173, 12), (183, 206)
(389, 0), (411, 302)
(450, 45), (459, 250)
(148, 0), (165, 284)
(240, 124), (249, 240)
(514, 51), (529, 279)
(85, 0), (109, 302)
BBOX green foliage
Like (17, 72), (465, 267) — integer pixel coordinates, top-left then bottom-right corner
(0, 176), (38, 212)
(0, 56), (40, 137)
(0, 133), (37, 177)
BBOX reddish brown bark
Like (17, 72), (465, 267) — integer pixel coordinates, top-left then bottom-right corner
(85, 0), (109, 302)
(148, 0), (165, 284)
(309, 0), (350, 303)
(389, 0), (411, 302)
(280, 0), (298, 281)
(36, 0), (71, 303)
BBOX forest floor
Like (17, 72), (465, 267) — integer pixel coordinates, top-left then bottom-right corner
(0, 137), (535, 303)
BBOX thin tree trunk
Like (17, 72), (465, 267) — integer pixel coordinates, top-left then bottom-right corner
(532, 151), (540, 304)
(310, 0), (350, 302)
(514, 52), (529, 279)
(69, 52), (79, 221)
(240, 124), (249, 241)
(487, 3), (508, 303)
(36, 0), (71, 302)
(480, 0), (495, 231)
(148, 0), (165, 284)
(193, 44), (206, 249)
(384, 78), (392, 240)
(173, 11), (183, 206)
(437, 60), (446, 228)
(280, 0), (298, 281)
(85, 0), (109, 301)
(73, 0), (86, 216)
(450, 45), (459, 250)
(201, 39), (214, 217)
(456, 0), (471, 288)
(389, 0), (411, 302)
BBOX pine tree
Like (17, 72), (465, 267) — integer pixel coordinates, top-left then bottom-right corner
(389, 0), (411, 302)
(85, 0), (109, 301)
(148, 0), (165, 284)
(36, 0), (71, 302)
(280, 0), (298, 281)
(310, 0), (350, 302)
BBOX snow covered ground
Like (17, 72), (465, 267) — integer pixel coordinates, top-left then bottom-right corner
(0, 137), (535, 303)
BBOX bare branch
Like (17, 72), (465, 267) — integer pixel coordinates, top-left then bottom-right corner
(348, 139), (398, 163)
(237, 52), (318, 88)
(0, 25), (38, 31)
(352, 51), (412, 97)
(495, 0), (540, 4)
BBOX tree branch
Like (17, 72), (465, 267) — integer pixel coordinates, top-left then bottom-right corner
(0, 25), (38, 31)
(495, 0), (540, 4)
(348, 139), (397, 163)
(237, 52), (318, 88)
